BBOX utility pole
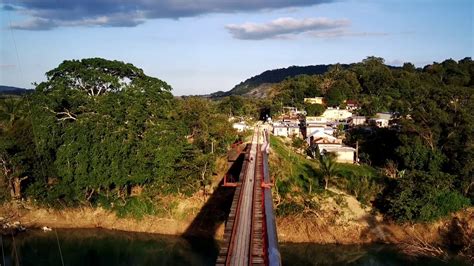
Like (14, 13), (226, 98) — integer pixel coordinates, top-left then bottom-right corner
(355, 141), (359, 164)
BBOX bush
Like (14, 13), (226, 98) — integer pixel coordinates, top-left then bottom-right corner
(379, 170), (470, 222)
(276, 201), (305, 216)
(336, 164), (382, 205)
(114, 197), (156, 219)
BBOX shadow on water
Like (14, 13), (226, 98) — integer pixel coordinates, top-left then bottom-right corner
(2, 228), (217, 266)
(181, 145), (248, 263)
(280, 243), (470, 266)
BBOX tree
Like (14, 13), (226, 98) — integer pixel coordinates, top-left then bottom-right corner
(308, 145), (338, 190)
(304, 103), (325, 116)
(28, 58), (188, 203)
(0, 97), (35, 200)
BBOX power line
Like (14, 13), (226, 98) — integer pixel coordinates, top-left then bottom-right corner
(55, 229), (65, 266)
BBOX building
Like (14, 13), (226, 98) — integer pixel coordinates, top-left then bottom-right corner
(306, 125), (334, 138)
(304, 97), (324, 105)
(273, 123), (289, 137)
(306, 131), (341, 145)
(369, 112), (393, 128)
(345, 100), (360, 111)
(272, 122), (301, 138)
(232, 122), (248, 132)
(348, 116), (367, 126)
(282, 106), (304, 117)
(318, 143), (356, 164)
(322, 108), (353, 122)
(305, 116), (327, 125)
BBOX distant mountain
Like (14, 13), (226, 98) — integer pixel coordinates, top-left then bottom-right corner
(0, 85), (31, 95)
(210, 64), (345, 98)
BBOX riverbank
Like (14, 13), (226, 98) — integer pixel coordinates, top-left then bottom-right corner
(2, 200), (472, 245)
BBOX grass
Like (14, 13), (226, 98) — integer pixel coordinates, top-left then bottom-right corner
(270, 134), (385, 213)
(335, 163), (384, 206)
(269, 135), (322, 195)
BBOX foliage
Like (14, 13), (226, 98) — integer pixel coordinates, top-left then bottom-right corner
(269, 56), (474, 221)
(307, 145), (338, 190)
(304, 103), (325, 116)
(379, 171), (470, 222)
(214, 64), (334, 97)
(334, 164), (382, 204)
(269, 136), (320, 197)
(2, 58), (236, 211)
(114, 197), (156, 219)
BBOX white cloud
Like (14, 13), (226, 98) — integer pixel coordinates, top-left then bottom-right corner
(308, 29), (388, 38)
(226, 17), (350, 40)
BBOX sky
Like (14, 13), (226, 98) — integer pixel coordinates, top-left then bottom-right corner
(0, 0), (473, 95)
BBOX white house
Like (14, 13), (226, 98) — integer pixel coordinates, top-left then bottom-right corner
(273, 123), (289, 137)
(306, 125), (334, 137)
(306, 131), (341, 145)
(272, 122), (301, 137)
(232, 122), (248, 132)
(287, 123), (301, 137)
(369, 112), (393, 128)
(306, 116), (327, 125)
(322, 108), (353, 122)
(318, 143), (356, 164)
(348, 116), (367, 126)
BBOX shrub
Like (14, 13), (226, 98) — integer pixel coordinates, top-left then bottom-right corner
(276, 201), (305, 216)
(114, 197), (156, 219)
(380, 170), (470, 222)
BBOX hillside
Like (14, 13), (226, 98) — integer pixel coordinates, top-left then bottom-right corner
(211, 64), (344, 98)
(0, 85), (31, 95)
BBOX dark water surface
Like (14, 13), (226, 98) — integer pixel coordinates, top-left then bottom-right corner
(0, 229), (470, 266)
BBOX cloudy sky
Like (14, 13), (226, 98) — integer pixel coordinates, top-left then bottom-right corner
(1, 0), (472, 95)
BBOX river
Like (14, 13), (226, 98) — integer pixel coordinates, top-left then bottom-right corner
(0, 229), (469, 266)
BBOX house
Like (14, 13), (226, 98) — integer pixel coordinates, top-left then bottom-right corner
(287, 123), (301, 137)
(369, 112), (393, 128)
(306, 131), (341, 145)
(282, 106), (304, 117)
(305, 116), (327, 125)
(304, 97), (324, 105)
(273, 123), (289, 137)
(306, 125), (334, 138)
(318, 143), (356, 164)
(348, 116), (367, 126)
(232, 122), (248, 132)
(345, 100), (360, 111)
(322, 108), (353, 122)
(272, 122), (301, 138)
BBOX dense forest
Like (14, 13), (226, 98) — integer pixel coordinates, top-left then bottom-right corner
(0, 58), (237, 216)
(1, 57), (473, 224)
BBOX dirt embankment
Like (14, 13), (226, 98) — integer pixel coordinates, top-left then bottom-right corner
(2, 198), (472, 248)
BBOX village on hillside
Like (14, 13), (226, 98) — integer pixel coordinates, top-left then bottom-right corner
(233, 97), (398, 164)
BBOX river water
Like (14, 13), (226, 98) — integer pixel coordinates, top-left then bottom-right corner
(0, 229), (469, 266)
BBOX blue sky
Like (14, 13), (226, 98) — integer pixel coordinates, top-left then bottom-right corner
(0, 0), (472, 95)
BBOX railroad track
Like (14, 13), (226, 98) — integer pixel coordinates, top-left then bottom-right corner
(217, 127), (264, 265)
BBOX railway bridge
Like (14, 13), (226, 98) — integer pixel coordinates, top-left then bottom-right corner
(216, 126), (281, 266)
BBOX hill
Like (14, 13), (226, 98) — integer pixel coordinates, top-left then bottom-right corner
(210, 64), (345, 98)
(0, 85), (31, 96)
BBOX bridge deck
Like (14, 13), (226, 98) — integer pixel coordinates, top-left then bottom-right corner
(217, 126), (279, 266)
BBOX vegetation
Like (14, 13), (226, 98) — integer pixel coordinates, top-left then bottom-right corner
(1, 56), (472, 224)
(304, 103), (325, 116)
(307, 145), (337, 190)
(268, 57), (473, 222)
(0, 58), (237, 218)
(211, 64), (336, 98)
